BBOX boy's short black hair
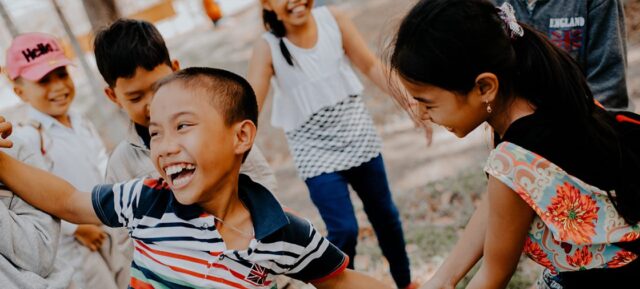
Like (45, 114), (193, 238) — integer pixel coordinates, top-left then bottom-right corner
(155, 67), (259, 129)
(94, 19), (171, 87)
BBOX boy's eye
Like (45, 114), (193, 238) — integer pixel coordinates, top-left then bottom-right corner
(149, 131), (158, 138)
(129, 97), (142, 103)
(177, 123), (192, 130)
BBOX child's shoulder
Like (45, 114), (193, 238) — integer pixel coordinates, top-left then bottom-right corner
(107, 139), (152, 176)
(12, 121), (41, 144)
(260, 209), (317, 246)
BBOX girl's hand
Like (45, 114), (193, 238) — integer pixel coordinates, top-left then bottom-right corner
(0, 116), (13, 148)
(74, 224), (107, 251)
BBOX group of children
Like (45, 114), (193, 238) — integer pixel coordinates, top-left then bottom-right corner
(0, 0), (639, 289)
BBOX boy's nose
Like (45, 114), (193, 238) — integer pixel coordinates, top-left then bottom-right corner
(157, 137), (181, 157)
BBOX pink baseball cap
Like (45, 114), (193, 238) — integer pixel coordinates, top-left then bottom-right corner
(5, 33), (73, 81)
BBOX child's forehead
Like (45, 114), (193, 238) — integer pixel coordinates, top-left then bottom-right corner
(151, 83), (212, 113)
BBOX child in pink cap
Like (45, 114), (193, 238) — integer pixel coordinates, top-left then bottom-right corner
(5, 33), (127, 289)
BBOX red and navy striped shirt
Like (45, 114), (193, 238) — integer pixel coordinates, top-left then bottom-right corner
(91, 174), (348, 289)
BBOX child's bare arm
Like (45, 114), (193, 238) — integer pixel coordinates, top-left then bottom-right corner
(421, 194), (489, 289)
(466, 177), (534, 289)
(247, 38), (274, 113)
(0, 152), (101, 225)
(329, 6), (385, 93)
(312, 269), (393, 289)
(330, 6), (433, 144)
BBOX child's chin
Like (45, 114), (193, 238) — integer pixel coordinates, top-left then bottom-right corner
(173, 193), (198, 205)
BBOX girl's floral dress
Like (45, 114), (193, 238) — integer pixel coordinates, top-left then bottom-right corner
(485, 141), (640, 275)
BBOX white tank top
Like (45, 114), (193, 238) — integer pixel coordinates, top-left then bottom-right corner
(262, 6), (364, 132)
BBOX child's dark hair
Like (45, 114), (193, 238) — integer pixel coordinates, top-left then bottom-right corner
(389, 0), (640, 224)
(154, 67), (258, 129)
(94, 19), (172, 87)
(262, 9), (295, 66)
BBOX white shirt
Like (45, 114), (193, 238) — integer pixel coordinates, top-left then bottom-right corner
(262, 7), (364, 132)
(14, 106), (108, 234)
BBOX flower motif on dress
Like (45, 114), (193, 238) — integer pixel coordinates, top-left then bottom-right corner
(620, 225), (640, 243)
(547, 182), (599, 244)
(523, 238), (556, 274)
(566, 246), (593, 270)
(606, 250), (637, 269)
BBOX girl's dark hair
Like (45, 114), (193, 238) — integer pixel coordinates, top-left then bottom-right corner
(262, 9), (295, 66)
(389, 0), (640, 224)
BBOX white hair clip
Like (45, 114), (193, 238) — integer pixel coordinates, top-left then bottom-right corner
(497, 3), (524, 39)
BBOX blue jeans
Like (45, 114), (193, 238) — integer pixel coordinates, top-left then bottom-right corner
(305, 155), (410, 288)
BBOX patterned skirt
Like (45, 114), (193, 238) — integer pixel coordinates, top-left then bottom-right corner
(285, 95), (382, 180)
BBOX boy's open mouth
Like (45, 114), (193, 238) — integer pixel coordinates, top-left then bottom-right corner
(49, 93), (69, 105)
(164, 163), (196, 188)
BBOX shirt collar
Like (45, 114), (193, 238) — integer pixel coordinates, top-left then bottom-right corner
(127, 122), (150, 151)
(27, 105), (76, 131)
(172, 174), (290, 240)
(238, 174), (289, 240)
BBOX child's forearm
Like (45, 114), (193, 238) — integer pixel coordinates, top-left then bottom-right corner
(313, 269), (393, 289)
(428, 194), (489, 287)
(0, 152), (100, 225)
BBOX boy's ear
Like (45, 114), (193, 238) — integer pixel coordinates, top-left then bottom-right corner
(12, 84), (28, 103)
(171, 60), (180, 72)
(104, 87), (123, 108)
(233, 120), (256, 158)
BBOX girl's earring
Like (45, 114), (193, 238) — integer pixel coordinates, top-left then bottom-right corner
(485, 101), (492, 114)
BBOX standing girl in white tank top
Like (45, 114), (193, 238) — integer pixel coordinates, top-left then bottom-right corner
(248, 1), (419, 288)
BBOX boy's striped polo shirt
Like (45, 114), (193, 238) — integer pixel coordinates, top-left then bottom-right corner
(91, 174), (348, 289)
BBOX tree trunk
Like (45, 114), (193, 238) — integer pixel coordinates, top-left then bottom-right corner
(82, 0), (119, 32)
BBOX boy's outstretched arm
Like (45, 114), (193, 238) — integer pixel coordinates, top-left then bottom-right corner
(0, 152), (101, 225)
(312, 269), (393, 289)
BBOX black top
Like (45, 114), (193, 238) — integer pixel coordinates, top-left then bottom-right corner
(498, 112), (617, 191)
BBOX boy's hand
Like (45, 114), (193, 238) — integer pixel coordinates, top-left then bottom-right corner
(74, 224), (107, 251)
(0, 116), (13, 148)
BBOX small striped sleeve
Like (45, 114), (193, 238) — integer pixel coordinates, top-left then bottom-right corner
(284, 216), (348, 283)
(91, 178), (146, 229)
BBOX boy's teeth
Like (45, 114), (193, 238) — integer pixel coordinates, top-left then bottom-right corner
(164, 164), (196, 176)
(165, 165), (182, 176)
(173, 175), (190, 187)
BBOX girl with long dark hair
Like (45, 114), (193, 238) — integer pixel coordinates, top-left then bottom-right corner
(389, 0), (640, 288)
